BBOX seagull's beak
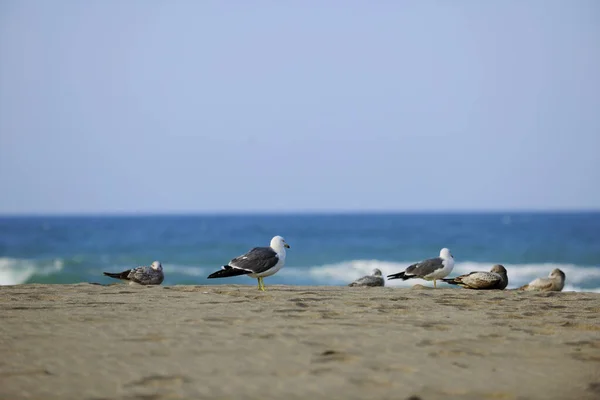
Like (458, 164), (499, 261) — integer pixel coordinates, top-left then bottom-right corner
(284, 243), (290, 248)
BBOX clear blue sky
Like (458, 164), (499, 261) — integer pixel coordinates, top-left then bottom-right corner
(1, 1), (599, 214)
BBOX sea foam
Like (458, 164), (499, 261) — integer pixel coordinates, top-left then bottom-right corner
(0, 257), (64, 285)
(280, 260), (600, 292)
(2, 256), (599, 292)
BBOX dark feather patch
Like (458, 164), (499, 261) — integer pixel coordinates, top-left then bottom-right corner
(103, 270), (132, 280)
(387, 271), (410, 280)
(207, 266), (252, 279)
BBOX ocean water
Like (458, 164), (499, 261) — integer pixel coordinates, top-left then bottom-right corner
(1, 213), (599, 291)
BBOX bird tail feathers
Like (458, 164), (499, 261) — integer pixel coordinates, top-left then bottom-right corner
(387, 271), (411, 280)
(441, 278), (460, 285)
(103, 270), (130, 280)
(207, 266), (251, 279)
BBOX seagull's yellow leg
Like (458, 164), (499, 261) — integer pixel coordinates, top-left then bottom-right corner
(434, 279), (437, 288)
(257, 278), (262, 290)
(258, 277), (266, 291)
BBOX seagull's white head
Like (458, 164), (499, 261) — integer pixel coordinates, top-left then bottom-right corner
(151, 261), (163, 271)
(372, 268), (383, 277)
(440, 248), (453, 259)
(491, 264), (507, 275)
(550, 268), (565, 281)
(270, 236), (290, 251)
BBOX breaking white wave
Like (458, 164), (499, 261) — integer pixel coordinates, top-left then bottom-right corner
(0, 257), (64, 285)
(280, 260), (600, 292)
(2, 256), (599, 292)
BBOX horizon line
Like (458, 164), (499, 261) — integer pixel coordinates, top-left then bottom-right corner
(1, 208), (599, 218)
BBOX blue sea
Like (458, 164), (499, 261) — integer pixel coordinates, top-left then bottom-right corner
(1, 213), (599, 291)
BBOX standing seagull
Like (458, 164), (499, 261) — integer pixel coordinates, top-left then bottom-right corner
(387, 248), (454, 288)
(207, 236), (290, 291)
(103, 261), (164, 285)
(348, 268), (385, 287)
(518, 268), (566, 292)
(442, 264), (508, 290)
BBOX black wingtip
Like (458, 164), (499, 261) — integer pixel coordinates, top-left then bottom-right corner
(387, 271), (407, 280)
(103, 269), (132, 280)
(441, 278), (459, 285)
(206, 271), (222, 279)
(207, 266), (251, 279)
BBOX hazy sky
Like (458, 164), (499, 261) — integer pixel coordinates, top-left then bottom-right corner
(1, 1), (599, 214)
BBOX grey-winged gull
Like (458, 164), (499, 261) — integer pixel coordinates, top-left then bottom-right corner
(103, 261), (164, 285)
(518, 268), (565, 292)
(207, 235), (290, 291)
(348, 268), (385, 287)
(387, 248), (454, 288)
(442, 264), (508, 290)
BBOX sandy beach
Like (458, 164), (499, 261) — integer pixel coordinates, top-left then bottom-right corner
(1, 284), (599, 400)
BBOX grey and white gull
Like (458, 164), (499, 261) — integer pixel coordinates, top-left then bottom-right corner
(348, 268), (385, 287)
(207, 235), (290, 291)
(518, 268), (565, 292)
(443, 264), (508, 290)
(387, 248), (454, 288)
(103, 261), (164, 285)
